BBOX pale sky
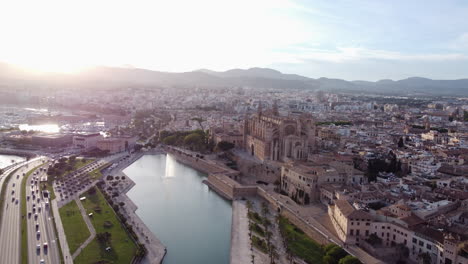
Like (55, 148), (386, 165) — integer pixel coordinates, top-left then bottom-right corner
(0, 0), (467, 81)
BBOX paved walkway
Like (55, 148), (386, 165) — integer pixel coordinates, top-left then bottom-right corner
(261, 187), (385, 264)
(112, 176), (166, 264)
(230, 201), (251, 264)
(72, 198), (96, 259)
(51, 199), (73, 264)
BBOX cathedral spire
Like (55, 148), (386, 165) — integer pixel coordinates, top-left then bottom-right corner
(258, 101), (263, 116)
(272, 100), (279, 116)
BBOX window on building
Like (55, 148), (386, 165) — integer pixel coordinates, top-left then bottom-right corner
(404, 239), (407, 245)
(351, 222), (354, 225)
(427, 244), (431, 250)
(350, 229), (354, 236)
(413, 238), (417, 244)
(365, 230), (369, 236)
(419, 241), (424, 247)
(356, 230), (360, 236)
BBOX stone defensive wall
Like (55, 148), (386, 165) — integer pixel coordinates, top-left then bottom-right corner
(165, 148), (234, 175)
(256, 188), (330, 245)
(203, 177), (332, 245)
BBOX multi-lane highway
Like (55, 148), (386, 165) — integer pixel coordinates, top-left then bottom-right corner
(0, 157), (60, 264)
(25, 164), (60, 264)
(0, 158), (42, 264)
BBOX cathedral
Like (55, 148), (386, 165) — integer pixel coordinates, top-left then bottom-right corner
(243, 103), (316, 162)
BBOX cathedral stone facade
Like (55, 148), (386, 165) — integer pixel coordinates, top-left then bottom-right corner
(243, 107), (316, 162)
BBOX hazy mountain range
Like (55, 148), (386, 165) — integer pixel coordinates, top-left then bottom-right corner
(1, 62), (467, 96)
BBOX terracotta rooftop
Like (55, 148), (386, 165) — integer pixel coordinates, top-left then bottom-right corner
(401, 214), (425, 227)
(335, 199), (355, 217)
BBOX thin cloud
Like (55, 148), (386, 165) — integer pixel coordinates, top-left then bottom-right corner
(279, 47), (468, 64)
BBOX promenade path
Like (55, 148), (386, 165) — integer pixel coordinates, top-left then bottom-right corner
(72, 198), (96, 259)
(230, 201), (251, 264)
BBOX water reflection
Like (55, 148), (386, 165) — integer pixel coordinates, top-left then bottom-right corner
(124, 154), (232, 264)
(0, 154), (25, 169)
(19, 124), (60, 133)
(164, 154), (176, 178)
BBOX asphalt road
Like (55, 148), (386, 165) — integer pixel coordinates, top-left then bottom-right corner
(26, 163), (60, 264)
(0, 158), (41, 264)
(0, 157), (60, 264)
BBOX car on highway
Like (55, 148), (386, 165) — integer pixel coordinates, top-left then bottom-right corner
(40, 259), (45, 264)
(36, 223), (39, 230)
(34, 213), (38, 220)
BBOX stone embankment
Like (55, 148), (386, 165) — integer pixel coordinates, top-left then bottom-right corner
(166, 148), (382, 264)
(108, 150), (167, 264)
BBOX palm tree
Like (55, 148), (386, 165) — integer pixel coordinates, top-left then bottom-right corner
(265, 231), (273, 249)
(275, 213), (281, 225)
(261, 202), (269, 217)
(285, 246), (293, 264)
(246, 200), (253, 213)
(269, 244), (278, 264)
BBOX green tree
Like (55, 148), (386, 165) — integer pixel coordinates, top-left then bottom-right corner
(184, 133), (203, 146)
(338, 255), (361, 264)
(216, 141), (235, 152)
(323, 245), (348, 264)
(246, 200), (253, 212)
(163, 135), (178, 145)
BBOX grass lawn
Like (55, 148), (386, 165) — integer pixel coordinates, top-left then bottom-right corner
(57, 159), (94, 179)
(59, 200), (91, 254)
(252, 235), (268, 253)
(21, 165), (43, 264)
(88, 163), (111, 180)
(248, 211), (264, 225)
(250, 222), (265, 237)
(74, 188), (136, 264)
(279, 216), (324, 264)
